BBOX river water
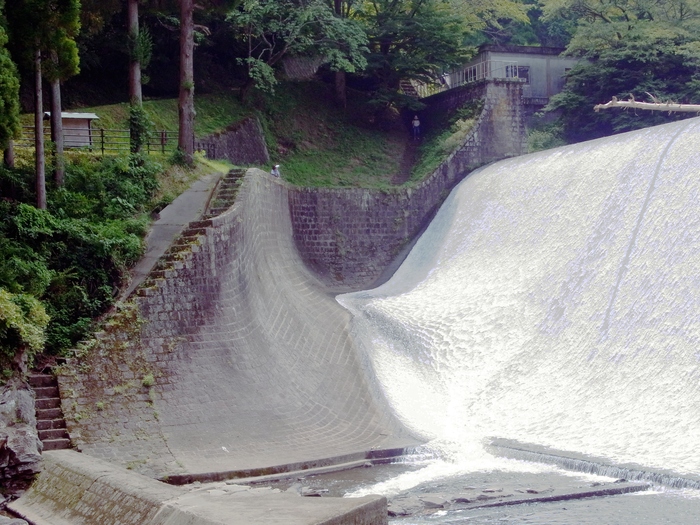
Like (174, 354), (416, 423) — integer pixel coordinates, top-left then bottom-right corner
(335, 118), (700, 522)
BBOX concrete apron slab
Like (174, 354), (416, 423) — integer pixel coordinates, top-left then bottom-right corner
(8, 450), (387, 525)
(161, 447), (409, 485)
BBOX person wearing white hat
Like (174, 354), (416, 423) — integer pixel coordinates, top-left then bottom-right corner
(271, 164), (281, 177)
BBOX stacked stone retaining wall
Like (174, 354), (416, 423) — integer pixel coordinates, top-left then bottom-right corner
(290, 79), (526, 290)
(53, 78), (525, 482)
(195, 117), (270, 165)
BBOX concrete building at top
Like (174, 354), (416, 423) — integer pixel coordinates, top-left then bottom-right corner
(415, 45), (579, 113)
(465, 45), (579, 106)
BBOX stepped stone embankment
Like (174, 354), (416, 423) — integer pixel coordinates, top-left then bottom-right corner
(6, 79), (526, 525)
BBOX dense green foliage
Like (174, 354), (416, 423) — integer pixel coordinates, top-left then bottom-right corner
(0, 155), (160, 356)
(228, 0), (368, 94)
(543, 0), (700, 142)
(0, 0), (20, 150)
(0, 288), (49, 375)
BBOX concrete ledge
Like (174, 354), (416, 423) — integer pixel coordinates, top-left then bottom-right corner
(8, 450), (185, 525)
(161, 447), (409, 485)
(9, 450), (388, 525)
(488, 438), (700, 489)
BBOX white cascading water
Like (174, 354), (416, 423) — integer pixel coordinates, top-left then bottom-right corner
(338, 118), (700, 493)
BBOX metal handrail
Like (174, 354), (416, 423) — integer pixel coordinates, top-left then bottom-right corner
(410, 60), (521, 99)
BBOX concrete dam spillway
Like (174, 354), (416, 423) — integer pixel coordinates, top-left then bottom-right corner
(17, 116), (700, 524)
(339, 116), (700, 481)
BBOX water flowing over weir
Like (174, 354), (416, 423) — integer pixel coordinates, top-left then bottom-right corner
(338, 117), (700, 483)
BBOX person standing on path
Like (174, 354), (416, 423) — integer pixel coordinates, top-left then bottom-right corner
(412, 115), (421, 140)
(271, 164), (281, 177)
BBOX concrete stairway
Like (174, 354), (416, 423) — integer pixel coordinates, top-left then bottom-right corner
(203, 168), (246, 219)
(399, 79), (419, 98)
(137, 168), (246, 295)
(29, 374), (71, 451)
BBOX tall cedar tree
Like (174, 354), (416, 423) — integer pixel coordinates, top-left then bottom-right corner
(7, 0), (80, 205)
(178, 0), (241, 164)
(0, 0), (21, 169)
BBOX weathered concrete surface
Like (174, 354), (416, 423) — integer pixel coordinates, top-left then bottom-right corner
(57, 169), (419, 481)
(51, 79), (527, 482)
(17, 80), (529, 523)
(9, 450), (386, 525)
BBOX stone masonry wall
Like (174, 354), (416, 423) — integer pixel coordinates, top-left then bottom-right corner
(56, 170), (417, 481)
(290, 79), (526, 291)
(195, 117), (270, 165)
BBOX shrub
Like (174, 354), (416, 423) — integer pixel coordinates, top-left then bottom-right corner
(0, 154), (163, 356)
(0, 288), (49, 375)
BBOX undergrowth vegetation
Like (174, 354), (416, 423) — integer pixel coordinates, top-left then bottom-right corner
(410, 100), (484, 182)
(0, 154), (162, 364)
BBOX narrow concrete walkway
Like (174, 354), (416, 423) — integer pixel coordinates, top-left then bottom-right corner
(122, 172), (222, 299)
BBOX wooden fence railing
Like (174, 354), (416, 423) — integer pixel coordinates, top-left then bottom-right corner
(19, 127), (180, 155)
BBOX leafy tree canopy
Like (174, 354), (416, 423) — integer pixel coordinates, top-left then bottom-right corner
(228, 0), (368, 93)
(6, 0), (81, 80)
(543, 0), (700, 141)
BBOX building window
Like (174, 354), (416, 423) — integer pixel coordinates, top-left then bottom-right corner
(505, 65), (530, 83)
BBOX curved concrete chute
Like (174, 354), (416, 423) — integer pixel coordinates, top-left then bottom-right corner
(59, 169), (419, 480)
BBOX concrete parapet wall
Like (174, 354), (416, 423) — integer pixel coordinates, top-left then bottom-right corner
(290, 80), (526, 290)
(9, 450), (186, 525)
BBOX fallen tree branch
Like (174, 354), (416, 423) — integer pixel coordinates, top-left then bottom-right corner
(594, 95), (700, 113)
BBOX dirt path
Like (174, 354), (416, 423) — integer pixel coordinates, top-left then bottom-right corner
(392, 137), (419, 185)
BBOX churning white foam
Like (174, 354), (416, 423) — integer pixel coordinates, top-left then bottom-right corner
(339, 118), (700, 483)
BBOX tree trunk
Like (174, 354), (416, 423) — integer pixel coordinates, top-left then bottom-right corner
(594, 96), (700, 113)
(128, 0), (142, 105)
(34, 46), (46, 210)
(49, 52), (64, 186)
(333, 0), (347, 107)
(3, 140), (14, 169)
(335, 71), (347, 108)
(178, 0), (195, 165)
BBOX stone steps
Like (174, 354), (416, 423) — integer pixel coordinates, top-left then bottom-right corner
(399, 79), (419, 98)
(134, 168), (246, 298)
(202, 168), (245, 220)
(28, 373), (71, 451)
